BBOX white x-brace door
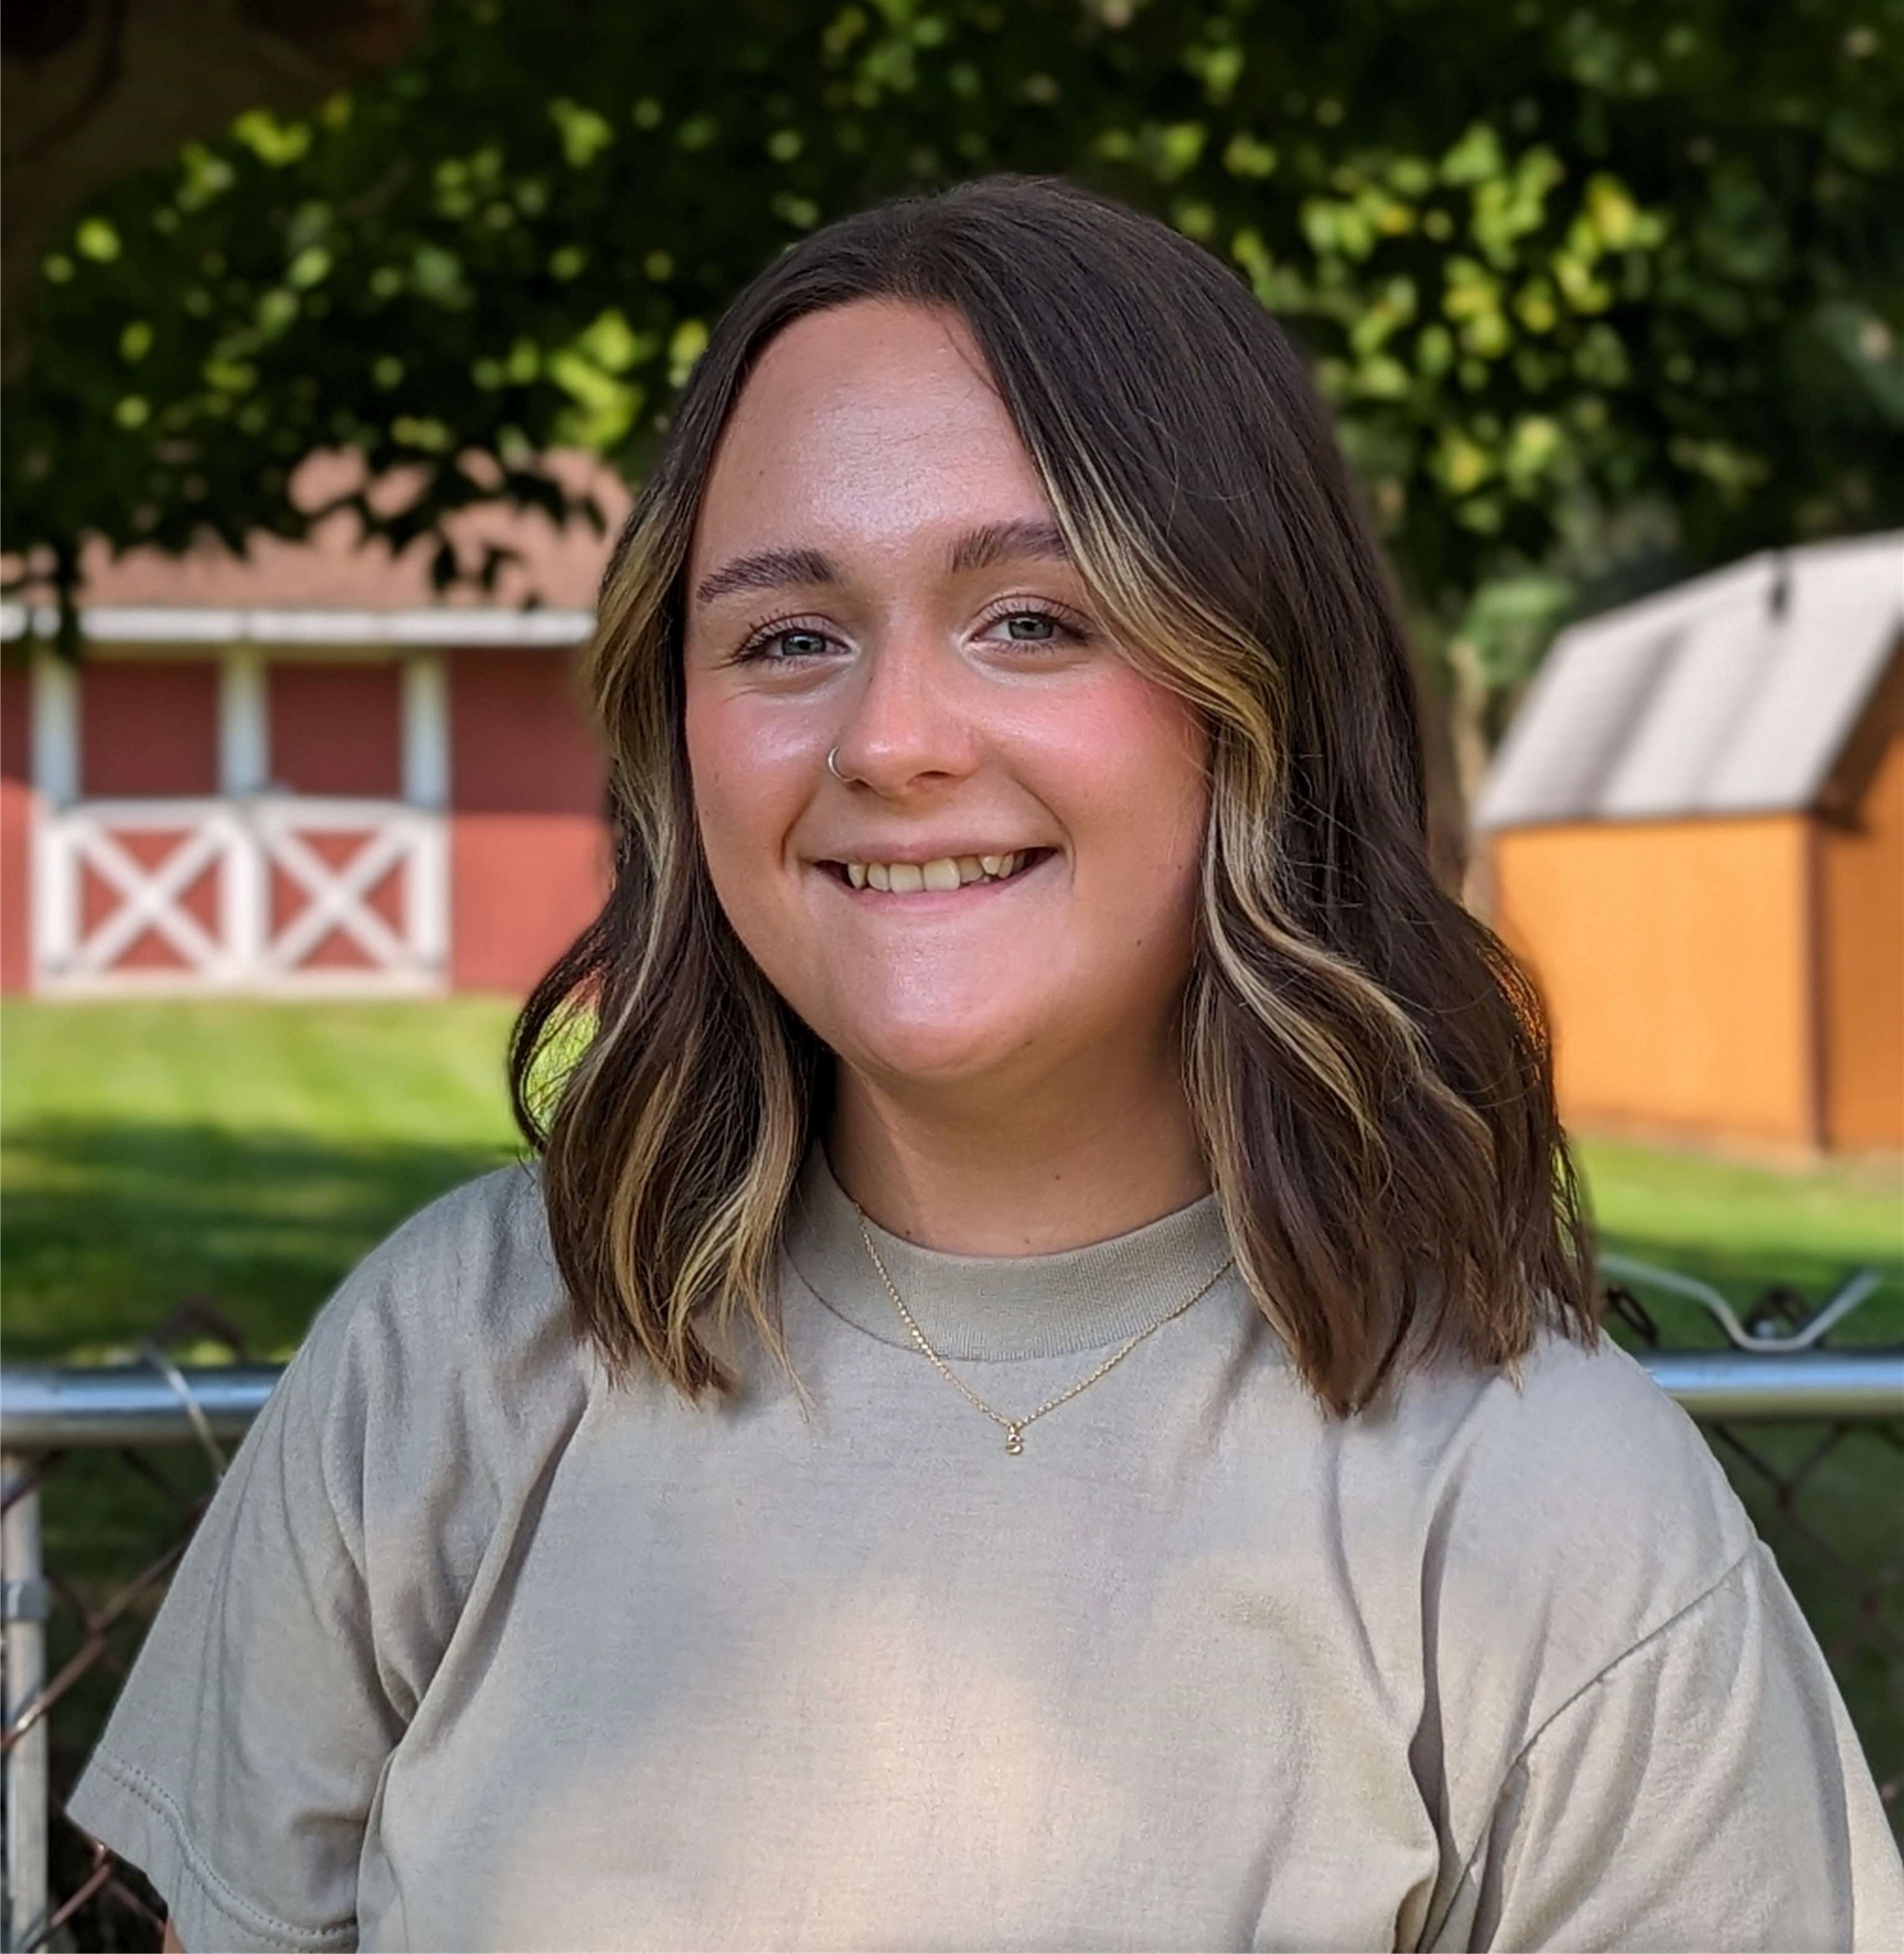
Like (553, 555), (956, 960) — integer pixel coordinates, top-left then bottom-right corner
(31, 797), (448, 994)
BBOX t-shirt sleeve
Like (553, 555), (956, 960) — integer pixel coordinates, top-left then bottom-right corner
(64, 1287), (399, 1953)
(1438, 1541), (1904, 1952)
(64, 1166), (570, 1953)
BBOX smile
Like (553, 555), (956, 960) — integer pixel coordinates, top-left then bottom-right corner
(821, 849), (1056, 894)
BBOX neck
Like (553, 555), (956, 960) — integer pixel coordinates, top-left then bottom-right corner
(825, 1042), (1211, 1256)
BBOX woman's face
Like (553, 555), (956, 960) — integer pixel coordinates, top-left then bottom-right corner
(682, 299), (1209, 1094)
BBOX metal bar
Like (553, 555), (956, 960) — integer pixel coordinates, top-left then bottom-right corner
(0, 1368), (283, 1450)
(1639, 1349), (1904, 1422)
(2, 1454), (48, 1953)
(1, 1351), (1900, 1454)
(4, 1532), (197, 1759)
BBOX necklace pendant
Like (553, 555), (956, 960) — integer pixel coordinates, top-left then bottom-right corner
(1004, 1426), (1024, 1455)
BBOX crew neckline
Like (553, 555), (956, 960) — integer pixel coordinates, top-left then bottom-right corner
(782, 1144), (1238, 1360)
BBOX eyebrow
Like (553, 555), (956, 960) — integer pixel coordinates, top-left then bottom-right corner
(946, 518), (1071, 576)
(692, 545), (838, 608)
(690, 519), (1072, 608)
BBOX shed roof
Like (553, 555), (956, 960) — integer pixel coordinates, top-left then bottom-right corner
(1476, 532), (1904, 831)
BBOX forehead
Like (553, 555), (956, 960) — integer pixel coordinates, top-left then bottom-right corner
(689, 300), (1054, 574)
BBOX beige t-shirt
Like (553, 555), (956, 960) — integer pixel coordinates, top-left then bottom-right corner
(72, 1148), (1903, 1952)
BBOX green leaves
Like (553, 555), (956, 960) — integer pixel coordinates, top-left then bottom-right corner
(74, 218), (122, 263)
(547, 309), (654, 448)
(549, 98), (616, 168)
(3, 0), (1898, 638)
(230, 109), (313, 168)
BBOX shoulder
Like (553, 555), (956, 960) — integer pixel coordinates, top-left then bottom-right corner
(1400, 1328), (1753, 1630)
(281, 1161), (589, 1514)
(304, 1159), (568, 1373)
(1446, 1328), (1750, 1591)
(325, 1157), (559, 1327)
(1363, 1328), (1757, 1760)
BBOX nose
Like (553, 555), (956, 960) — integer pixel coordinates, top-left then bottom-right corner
(828, 619), (981, 796)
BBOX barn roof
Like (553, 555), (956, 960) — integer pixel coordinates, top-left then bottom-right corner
(1476, 531), (1904, 831)
(1, 450), (630, 647)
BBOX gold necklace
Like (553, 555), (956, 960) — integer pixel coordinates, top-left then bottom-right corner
(853, 1208), (1233, 1455)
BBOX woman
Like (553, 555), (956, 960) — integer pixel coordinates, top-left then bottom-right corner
(75, 176), (1901, 1952)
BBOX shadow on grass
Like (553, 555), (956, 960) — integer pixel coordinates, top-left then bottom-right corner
(1, 1116), (523, 1361)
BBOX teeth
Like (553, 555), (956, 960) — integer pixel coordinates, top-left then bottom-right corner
(841, 850), (1038, 890)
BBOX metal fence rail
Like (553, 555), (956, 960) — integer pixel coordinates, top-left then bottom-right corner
(3, 1270), (1902, 1952)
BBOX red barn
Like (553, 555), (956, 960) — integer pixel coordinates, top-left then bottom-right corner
(1, 459), (626, 996)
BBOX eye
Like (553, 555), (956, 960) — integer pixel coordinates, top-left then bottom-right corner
(978, 601), (1091, 649)
(731, 618), (840, 664)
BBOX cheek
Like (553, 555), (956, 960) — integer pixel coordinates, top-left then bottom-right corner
(1036, 673), (1209, 911)
(682, 689), (810, 900)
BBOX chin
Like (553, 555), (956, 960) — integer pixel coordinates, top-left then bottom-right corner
(831, 1012), (1037, 1090)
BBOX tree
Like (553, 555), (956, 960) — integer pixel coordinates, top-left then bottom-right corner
(1, 0), (433, 376)
(6, 0), (1900, 801)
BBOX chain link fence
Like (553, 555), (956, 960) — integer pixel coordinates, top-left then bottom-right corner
(3, 1269), (1901, 1951)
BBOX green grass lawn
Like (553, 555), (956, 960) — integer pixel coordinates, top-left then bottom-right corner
(2, 998), (1900, 1893)
(2, 998), (523, 1361)
(1581, 1131), (1904, 1346)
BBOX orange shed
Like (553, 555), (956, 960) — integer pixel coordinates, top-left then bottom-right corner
(1478, 533), (1903, 1156)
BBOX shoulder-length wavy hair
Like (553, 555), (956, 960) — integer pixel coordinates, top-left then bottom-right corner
(511, 173), (1598, 1416)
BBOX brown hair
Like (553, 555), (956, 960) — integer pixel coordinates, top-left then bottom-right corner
(511, 173), (1599, 1415)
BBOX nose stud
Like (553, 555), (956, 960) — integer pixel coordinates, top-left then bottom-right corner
(826, 746), (846, 782)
